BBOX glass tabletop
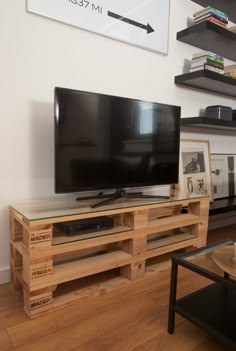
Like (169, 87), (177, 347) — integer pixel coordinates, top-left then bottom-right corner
(176, 240), (236, 280)
(10, 190), (208, 222)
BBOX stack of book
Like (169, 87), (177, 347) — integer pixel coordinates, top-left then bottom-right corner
(224, 64), (236, 79)
(189, 51), (224, 74)
(193, 6), (228, 28)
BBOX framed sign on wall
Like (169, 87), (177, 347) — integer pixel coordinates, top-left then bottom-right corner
(27, 0), (170, 54)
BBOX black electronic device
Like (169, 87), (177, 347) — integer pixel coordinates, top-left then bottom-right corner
(205, 105), (232, 120)
(54, 88), (181, 191)
(54, 87), (181, 206)
(54, 216), (113, 236)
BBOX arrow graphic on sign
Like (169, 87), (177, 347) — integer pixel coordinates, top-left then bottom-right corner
(107, 11), (155, 34)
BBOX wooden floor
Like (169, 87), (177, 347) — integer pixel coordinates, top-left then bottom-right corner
(1, 225), (236, 351)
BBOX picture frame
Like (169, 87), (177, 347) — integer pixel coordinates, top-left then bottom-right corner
(211, 154), (236, 199)
(27, 0), (170, 54)
(178, 139), (213, 201)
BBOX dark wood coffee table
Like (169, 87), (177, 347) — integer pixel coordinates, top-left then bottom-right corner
(168, 240), (236, 349)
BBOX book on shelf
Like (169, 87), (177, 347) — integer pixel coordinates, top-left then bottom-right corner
(190, 64), (224, 74)
(194, 16), (227, 28)
(192, 51), (224, 60)
(190, 60), (224, 70)
(192, 55), (224, 65)
(194, 13), (228, 24)
(193, 6), (228, 19)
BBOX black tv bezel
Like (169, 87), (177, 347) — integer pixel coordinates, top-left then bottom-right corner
(54, 87), (181, 194)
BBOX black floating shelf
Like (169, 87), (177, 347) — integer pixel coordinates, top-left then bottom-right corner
(191, 0), (236, 23)
(175, 70), (236, 97)
(209, 197), (236, 215)
(181, 117), (236, 131)
(177, 21), (236, 61)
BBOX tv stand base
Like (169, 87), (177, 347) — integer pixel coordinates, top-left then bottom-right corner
(76, 190), (142, 202)
(90, 189), (169, 209)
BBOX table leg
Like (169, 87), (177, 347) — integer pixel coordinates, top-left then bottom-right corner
(168, 259), (178, 334)
(224, 272), (230, 279)
(223, 271), (230, 296)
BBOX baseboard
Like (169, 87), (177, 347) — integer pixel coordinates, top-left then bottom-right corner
(0, 267), (10, 285)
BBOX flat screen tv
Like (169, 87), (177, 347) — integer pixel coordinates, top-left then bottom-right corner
(54, 87), (181, 200)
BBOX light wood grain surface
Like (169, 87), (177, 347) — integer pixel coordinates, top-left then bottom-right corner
(1, 224), (236, 351)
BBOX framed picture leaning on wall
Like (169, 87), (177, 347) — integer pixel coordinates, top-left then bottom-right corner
(178, 139), (213, 201)
(211, 154), (236, 199)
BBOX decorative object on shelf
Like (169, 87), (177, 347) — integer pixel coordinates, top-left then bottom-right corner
(178, 139), (213, 201)
(193, 6), (228, 28)
(211, 154), (236, 199)
(27, 0), (170, 54)
(205, 105), (232, 120)
(189, 51), (224, 74)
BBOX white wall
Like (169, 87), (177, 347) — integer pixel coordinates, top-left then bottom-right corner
(1, 0), (236, 283)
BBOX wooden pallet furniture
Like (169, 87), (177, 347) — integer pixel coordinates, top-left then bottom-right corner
(10, 191), (209, 319)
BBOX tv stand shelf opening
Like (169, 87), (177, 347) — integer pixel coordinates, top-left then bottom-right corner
(10, 193), (209, 319)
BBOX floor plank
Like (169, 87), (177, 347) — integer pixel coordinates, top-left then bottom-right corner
(135, 321), (210, 351)
(7, 274), (170, 347)
(0, 330), (13, 351)
(69, 305), (186, 351)
(131, 347), (147, 351)
(0, 306), (28, 332)
(193, 338), (232, 351)
(69, 308), (168, 351)
(0, 285), (23, 312)
(0, 286), (28, 331)
(8, 294), (164, 350)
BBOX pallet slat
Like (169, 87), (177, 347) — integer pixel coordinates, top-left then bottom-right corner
(147, 232), (196, 251)
(52, 224), (132, 245)
(147, 214), (200, 234)
(29, 250), (132, 291)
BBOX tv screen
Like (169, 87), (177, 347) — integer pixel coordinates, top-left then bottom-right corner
(54, 87), (181, 194)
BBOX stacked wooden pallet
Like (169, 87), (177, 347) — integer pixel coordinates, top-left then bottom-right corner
(10, 195), (209, 318)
